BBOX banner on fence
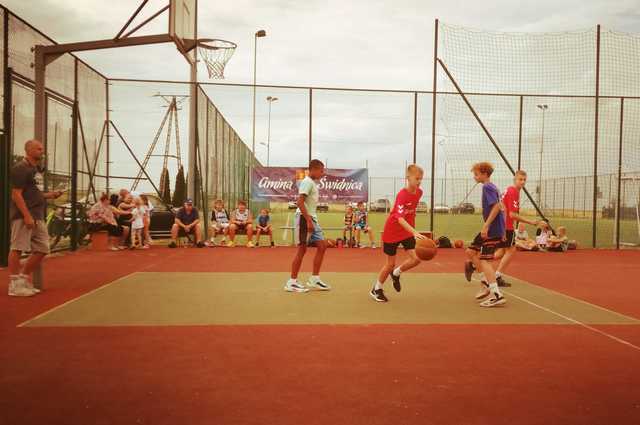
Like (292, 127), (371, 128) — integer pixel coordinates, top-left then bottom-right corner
(251, 167), (368, 203)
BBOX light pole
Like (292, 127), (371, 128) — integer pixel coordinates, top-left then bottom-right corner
(536, 104), (548, 207)
(251, 29), (267, 158)
(265, 96), (278, 166)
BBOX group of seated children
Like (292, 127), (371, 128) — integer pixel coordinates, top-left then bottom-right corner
(207, 199), (274, 248)
(514, 222), (569, 252)
(342, 202), (376, 248)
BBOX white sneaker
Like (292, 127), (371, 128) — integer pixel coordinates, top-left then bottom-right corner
(475, 281), (490, 300)
(8, 276), (36, 297)
(308, 278), (331, 291)
(480, 294), (507, 307)
(284, 280), (309, 293)
(21, 275), (41, 294)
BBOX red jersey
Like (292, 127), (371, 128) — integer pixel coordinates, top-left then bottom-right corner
(501, 186), (520, 231)
(382, 187), (423, 243)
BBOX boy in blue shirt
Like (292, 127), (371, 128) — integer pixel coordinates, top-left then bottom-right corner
(255, 208), (274, 247)
(464, 162), (506, 307)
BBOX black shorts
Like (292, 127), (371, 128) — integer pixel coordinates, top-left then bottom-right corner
(383, 237), (416, 256)
(178, 226), (196, 237)
(234, 223), (248, 231)
(469, 233), (503, 260)
(499, 230), (516, 248)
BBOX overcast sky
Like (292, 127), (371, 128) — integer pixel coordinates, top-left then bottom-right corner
(4, 0), (640, 205)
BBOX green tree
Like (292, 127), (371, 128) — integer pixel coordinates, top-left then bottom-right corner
(172, 166), (187, 207)
(159, 167), (171, 205)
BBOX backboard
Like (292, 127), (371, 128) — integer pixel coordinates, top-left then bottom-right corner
(169, 0), (197, 64)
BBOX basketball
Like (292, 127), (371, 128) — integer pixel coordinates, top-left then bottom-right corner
(454, 239), (464, 249)
(415, 238), (437, 261)
(326, 238), (336, 247)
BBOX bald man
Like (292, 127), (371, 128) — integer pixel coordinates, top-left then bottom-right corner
(7, 140), (62, 296)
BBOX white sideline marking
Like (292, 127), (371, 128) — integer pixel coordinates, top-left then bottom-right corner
(17, 272), (139, 328)
(472, 276), (640, 323)
(502, 289), (640, 352)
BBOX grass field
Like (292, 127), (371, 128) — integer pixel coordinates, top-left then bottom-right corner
(262, 208), (640, 248)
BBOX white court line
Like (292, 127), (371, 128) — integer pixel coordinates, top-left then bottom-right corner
(17, 272), (140, 328)
(501, 289), (640, 352)
(17, 248), (184, 328)
(472, 276), (640, 323)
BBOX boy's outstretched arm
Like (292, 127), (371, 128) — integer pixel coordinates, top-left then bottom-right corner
(397, 217), (426, 240)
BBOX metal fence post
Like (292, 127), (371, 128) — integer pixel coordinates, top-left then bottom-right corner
(308, 88), (312, 163)
(430, 19), (439, 233)
(412, 91), (417, 163)
(592, 24), (601, 247)
(615, 97), (624, 249)
(517, 95), (523, 170)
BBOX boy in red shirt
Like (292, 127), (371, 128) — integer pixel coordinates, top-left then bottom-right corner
(495, 170), (543, 286)
(370, 164), (427, 302)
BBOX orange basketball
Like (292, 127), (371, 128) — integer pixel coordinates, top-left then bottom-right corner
(415, 238), (437, 261)
(326, 238), (336, 247)
(454, 239), (464, 249)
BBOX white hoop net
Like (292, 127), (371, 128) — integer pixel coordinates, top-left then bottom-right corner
(198, 39), (237, 79)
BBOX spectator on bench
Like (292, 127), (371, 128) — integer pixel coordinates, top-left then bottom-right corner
(88, 193), (128, 251)
(342, 205), (355, 245)
(228, 200), (254, 248)
(117, 193), (135, 249)
(208, 199), (230, 246)
(255, 208), (274, 247)
(169, 198), (204, 248)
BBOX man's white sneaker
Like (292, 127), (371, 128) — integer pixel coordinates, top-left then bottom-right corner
(21, 275), (41, 294)
(284, 281), (309, 293)
(8, 276), (36, 297)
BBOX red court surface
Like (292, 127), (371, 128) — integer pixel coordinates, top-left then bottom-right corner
(2, 247), (640, 425)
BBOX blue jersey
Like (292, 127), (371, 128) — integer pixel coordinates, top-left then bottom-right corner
(258, 215), (270, 227)
(482, 182), (505, 239)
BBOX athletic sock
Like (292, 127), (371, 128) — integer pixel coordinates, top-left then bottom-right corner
(393, 267), (402, 277)
(288, 278), (298, 285)
(489, 282), (502, 297)
(310, 275), (320, 283)
(496, 271), (502, 278)
(374, 281), (383, 290)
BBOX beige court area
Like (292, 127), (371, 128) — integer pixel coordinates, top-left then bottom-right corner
(21, 272), (640, 327)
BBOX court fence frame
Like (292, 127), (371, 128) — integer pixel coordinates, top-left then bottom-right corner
(1, 9), (639, 267)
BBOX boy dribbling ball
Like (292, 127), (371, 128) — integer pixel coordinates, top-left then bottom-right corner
(371, 164), (427, 303)
(464, 162), (507, 308)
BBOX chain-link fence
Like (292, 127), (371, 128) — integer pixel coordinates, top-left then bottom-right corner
(2, 9), (640, 260)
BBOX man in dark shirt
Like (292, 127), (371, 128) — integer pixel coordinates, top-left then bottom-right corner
(168, 198), (204, 248)
(8, 139), (63, 296)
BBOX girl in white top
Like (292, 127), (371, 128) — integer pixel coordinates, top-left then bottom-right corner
(140, 194), (153, 247)
(130, 197), (147, 249)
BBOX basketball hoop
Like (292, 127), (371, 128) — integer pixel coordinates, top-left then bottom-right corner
(198, 39), (237, 79)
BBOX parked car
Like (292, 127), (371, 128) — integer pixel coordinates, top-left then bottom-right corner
(145, 193), (177, 239)
(288, 200), (297, 210)
(417, 202), (429, 213)
(370, 198), (391, 212)
(432, 205), (450, 214)
(450, 202), (475, 214)
(317, 202), (329, 212)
